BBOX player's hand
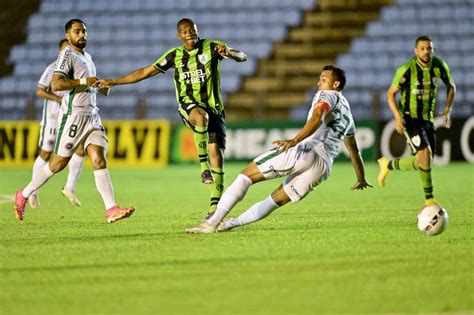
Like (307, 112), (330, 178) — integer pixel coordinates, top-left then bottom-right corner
(394, 116), (405, 134)
(215, 44), (230, 57)
(93, 79), (114, 89)
(351, 180), (373, 190)
(86, 77), (98, 86)
(439, 108), (452, 128)
(273, 139), (296, 152)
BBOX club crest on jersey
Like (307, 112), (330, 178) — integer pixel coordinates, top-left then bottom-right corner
(198, 54), (208, 65)
(411, 135), (421, 147)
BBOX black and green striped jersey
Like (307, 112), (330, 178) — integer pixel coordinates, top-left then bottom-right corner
(153, 39), (227, 115)
(391, 56), (454, 122)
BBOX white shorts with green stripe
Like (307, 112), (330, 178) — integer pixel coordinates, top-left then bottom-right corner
(254, 143), (329, 202)
(38, 116), (59, 152)
(54, 112), (108, 157)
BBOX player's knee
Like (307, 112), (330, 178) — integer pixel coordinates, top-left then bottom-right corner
(90, 156), (107, 170)
(39, 150), (52, 161)
(49, 159), (67, 173)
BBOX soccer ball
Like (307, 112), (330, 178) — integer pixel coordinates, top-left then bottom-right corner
(417, 204), (448, 236)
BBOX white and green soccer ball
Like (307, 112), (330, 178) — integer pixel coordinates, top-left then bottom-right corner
(417, 204), (448, 236)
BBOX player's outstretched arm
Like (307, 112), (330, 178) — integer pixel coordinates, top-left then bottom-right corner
(273, 106), (325, 152)
(51, 74), (97, 92)
(215, 45), (247, 62)
(94, 65), (161, 89)
(343, 135), (372, 190)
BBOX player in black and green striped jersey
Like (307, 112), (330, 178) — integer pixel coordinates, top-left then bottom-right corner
(94, 18), (247, 217)
(378, 35), (456, 206)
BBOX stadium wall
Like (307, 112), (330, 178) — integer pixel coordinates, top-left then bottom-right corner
(0, 118), (472, 167)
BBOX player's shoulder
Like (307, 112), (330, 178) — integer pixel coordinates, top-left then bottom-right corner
(397, 57), (415, 72)
(204, 39), (226, 46)
(432, 55), (449, 68)
(314, 90), (339, 103)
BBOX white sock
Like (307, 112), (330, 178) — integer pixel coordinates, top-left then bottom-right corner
(207, 174), (252, 226)
(223, 195), (279, 230)
(31, 156), (47, 196)
(23, 163), (55, 198)
(94, 168), (115, 209)
(64, 154), (84, 191)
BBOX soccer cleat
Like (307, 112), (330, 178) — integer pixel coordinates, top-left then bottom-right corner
(201, 170), (214, 184)
(377, 157), (391, 187)
(185, 222), (217, 234)
(106, 205), (135, 223)
(61, 188), (82, 207)
(424, 198), (438, 206)
(14, 189), (28, 221)
(29, 192), (40, 209)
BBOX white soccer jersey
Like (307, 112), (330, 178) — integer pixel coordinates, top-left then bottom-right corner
(38, 61), (63, 119)
(53, 45), (98, 115)
(303, 90), (356, 165)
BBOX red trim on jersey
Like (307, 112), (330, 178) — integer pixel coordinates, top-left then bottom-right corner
(312, 101), (331, 113)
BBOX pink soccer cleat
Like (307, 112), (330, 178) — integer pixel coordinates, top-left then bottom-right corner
(106, 205), (135, 223)
(14, 189), (28, 221)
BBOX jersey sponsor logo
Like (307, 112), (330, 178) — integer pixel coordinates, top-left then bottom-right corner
(180, 69), (206, 84)
(59, 51), (71, 70)
(198, 54), (209, 65)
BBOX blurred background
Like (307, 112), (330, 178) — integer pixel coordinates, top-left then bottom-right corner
(0, 0), (472, 166)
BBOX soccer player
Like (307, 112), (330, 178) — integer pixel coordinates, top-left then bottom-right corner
(94, 18), (247, 217)
(186, 65), (372, 233)
(13, 19), (135, 223)
(30, 38), (85, 209)
(378, 35), (456, 206)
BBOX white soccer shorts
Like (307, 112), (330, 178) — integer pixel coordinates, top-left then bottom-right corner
(38, 116), (58, 152)
(54, 113), (108, 157)
(254, 143), (329, 202)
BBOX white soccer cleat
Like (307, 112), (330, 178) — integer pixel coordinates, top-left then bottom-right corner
(61, 188), (81, 207)
(28, 192), (40, 209)
(185, 222), (217, 234)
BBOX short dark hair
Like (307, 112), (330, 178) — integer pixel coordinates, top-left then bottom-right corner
(65, 18), (86, 32)
(323, 65), (346, 90)
(177, 18), (195, 30)
(58, 38), (68, 49)
(415, 35), (432, 46)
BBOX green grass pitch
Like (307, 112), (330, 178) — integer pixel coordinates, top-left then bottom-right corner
(1, 162), (473, 314)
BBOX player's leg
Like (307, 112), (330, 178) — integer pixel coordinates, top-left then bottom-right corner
(187, 107), (213, 184)
(218, 184), (288, 232)
(86, 129), (134, 223)
(207, 142), (224, 215)
(29, 116), (57, 208)
(29, 149), (51, 208)
(416, 123), (436, 205)
(378, 117), (419, 187)
(61, 144), (85, 206)
(206, 113), (227, 216)
(14, 154), (70, 220)
(185, 161), (265, 233)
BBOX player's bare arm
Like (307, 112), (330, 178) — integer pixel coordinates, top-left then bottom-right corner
(273, 106), (325, 152)
(94, 65), (161, 89)
(51, 74), (97, 92)
(386, 85), (405, 134)
(215, 44), (247, 62)
(343, 135), (372, 190)
(36, 86), (62, 103)
(439, 82), (456, 128)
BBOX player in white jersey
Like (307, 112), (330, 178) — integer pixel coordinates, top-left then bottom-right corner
(29, 39), (85, 209)
(14, 19), (135, 223)
(186, 65), (372, 233)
